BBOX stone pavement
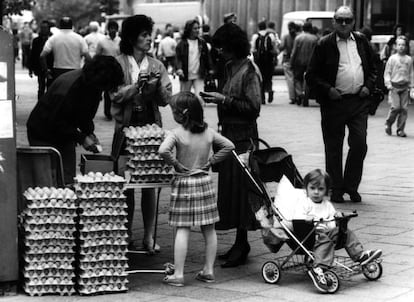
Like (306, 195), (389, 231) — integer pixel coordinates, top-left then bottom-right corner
(5, 65), (414, 301)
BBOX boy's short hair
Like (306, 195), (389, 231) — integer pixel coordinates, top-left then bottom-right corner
(303, 169), (331, 195)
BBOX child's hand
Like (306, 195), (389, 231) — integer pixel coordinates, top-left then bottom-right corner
(334, 211), (344, 218)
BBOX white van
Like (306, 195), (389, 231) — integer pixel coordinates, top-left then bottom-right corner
(280, 11), (334, 39)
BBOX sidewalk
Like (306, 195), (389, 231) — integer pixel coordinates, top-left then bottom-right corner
(6, 66), (414, 301)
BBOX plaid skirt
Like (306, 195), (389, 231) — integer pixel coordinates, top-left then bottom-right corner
(169, 174), (219, 227)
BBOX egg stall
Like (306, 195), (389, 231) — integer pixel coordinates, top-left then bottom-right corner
(18, 124), (175, 296)
(79, 124), (175, 278)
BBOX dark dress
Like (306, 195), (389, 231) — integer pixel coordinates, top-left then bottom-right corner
(215, 58), (262, 231)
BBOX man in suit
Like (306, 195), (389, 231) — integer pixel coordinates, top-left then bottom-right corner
(306, 6), (377, 203)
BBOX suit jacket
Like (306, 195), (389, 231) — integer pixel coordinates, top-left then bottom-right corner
(305, 31), (377, 104)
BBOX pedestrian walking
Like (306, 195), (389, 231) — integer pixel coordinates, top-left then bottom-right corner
(110, 15), (172, 253)
(306, 5), (377, 203)
(19, 22), (33, 69)
(384, 36), (414, 137)
(40, 17), (90, 83)
(157, 32), (177, 75)
(28, 20), (53, 100)
(96, 20), (121, 121)
(252, 20), (277, 104)
(200, 23), (262, 268)
(26, 55), (124, 185)
(279, 22), (298, 104)
(84, 21), (105, 58)
(290, 21), (318, 106)
(176, 19), (212, 105)
(159, 92), (234, 287)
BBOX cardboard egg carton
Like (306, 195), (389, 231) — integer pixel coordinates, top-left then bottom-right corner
(78, 275), (128, 285)
(24, 268), (75, 278)
(78, 283), (127, 295)
(79, 230), (128, 241)
(78, 259), (128, 270)
(123, 124), (165, 139)
(78, 199), (127, 210)
(79, 252), (128, 262)
(25, 260), (74, 270)
(24, 284), (75, 296)
(74, 172), (126, 191)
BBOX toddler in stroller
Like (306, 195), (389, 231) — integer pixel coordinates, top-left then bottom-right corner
(232, 140), (383, 293)
(299, 169), (382, 292)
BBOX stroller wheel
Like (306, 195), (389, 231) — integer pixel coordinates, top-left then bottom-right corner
(324, 269), (340, 294)
(262, 261), (281, 284)
(362, 261), (383, 281)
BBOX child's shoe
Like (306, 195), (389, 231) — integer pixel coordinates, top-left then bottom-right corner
(307, 266), (329, 292)
(358, 249), (382, 266)
(163, 275), (184, 287)
(397, 130), (407, 137)
(385, 124), (392, 135)
(195, 271), (215, 283)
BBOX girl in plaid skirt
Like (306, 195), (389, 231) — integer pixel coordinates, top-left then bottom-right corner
(159, 92), (234, 286)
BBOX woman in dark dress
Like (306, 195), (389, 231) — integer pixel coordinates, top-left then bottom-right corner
(200, 23), (262, 267)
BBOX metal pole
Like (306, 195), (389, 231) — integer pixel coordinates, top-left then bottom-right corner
(0, 0), (3, 26)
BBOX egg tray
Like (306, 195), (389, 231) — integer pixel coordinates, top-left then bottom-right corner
(23, 223), (76, 233)
(78, 283), (128, 296)
(76, 192), (126, 200)
(129, 174), (173, 184)
(24, 268), (75, 278)
(25, 232), (76, 241)
(24, 207), (77, 217)
(79, 215), (127, 224)
(78, 259), (128, 269)
(79, 235), (128, 246)
(25, 237), (76, 247)
(26, 244), (76, 254)
(24, 284), (76, 296)
(24, 252), (75, 262)
(25, 261), (74, 271)
(79, 229), (128, 240)
(78, 268), (128, 278)
(79, 207), (127, 217)
(78, 222), (127, 232)
(79, 252), (128, 262)
(78, 275), (128, 285)
(79, 245), (128, 255)
(125, 144), (160, 154)
(78, 199), (128, 210)
(24, 214), (76, 224)
(25, 200), (77, 210)
(126, 161), (173, 172)
(126, 137), (164, 146)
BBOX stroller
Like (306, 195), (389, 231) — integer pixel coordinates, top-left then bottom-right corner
(233, 138), (383, 294)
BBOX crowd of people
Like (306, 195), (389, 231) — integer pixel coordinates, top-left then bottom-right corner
(17, 4), (409, 289)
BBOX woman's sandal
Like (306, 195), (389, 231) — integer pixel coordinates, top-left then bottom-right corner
(195, 271), (215, 283)
(163, 275), (184, 287)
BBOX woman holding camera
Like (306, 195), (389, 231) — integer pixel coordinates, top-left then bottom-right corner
(110, 15), (172, 252)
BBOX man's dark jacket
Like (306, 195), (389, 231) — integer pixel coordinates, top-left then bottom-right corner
(27, 69), (101, 144)
(175, 37), (211, 81)
(305, 31), (377, 104)
(29, 34), (53, 76)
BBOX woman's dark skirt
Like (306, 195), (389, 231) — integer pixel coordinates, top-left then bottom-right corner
(215, 122), (261, 231)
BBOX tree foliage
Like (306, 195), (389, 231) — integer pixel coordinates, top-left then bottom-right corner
(32, 0), (103, 28)
(2, 0), (34, 16)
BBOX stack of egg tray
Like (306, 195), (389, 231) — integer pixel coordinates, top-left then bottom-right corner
(123, 124), (174, 183)
(74, 172), (129, 295)
(22, 187), (77, 296)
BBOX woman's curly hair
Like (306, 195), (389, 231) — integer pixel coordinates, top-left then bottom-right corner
(182, 19), (199, 40)
(83, 55), (124, 91)
(212, 23), (250, 59)
(119, 15), (154, 55)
